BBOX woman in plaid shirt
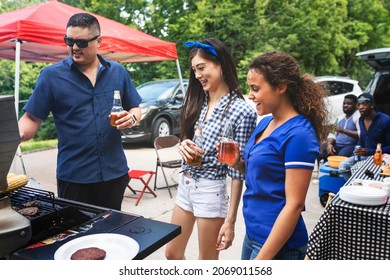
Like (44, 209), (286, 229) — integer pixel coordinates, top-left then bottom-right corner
(165, 38), (257, 260)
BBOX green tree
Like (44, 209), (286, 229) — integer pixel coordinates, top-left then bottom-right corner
(2, 0), (390, 123)
(0, 0), (43, 13)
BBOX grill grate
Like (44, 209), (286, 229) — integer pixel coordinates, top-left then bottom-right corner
(9, 185), (58, 219)
(8, 182), (104, 245)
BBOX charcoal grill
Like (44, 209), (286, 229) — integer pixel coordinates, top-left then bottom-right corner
(8, 182), (109, 246)
(0, 95), (180, 260)
(7, 182), (181, 260)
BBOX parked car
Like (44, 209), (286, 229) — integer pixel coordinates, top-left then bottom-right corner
(121, 79), (188, 146)
(246, 76), (362, 124)
(314, 76), (362, 123)
(356, 47), (390, 115)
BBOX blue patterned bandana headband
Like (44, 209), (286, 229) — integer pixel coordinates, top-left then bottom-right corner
(184, 41), (218, 57)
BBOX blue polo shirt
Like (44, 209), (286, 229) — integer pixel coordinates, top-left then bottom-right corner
(23, 55), (142, 183)
(243, 115), (319, 248)
(358, 112), (390, 154)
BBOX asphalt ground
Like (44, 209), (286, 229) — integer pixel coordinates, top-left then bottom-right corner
(11, 143), (325, 260)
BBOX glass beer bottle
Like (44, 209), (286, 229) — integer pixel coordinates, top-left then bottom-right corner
(373, 143), (383, 165)
(187, 124), (203, 167)
(218, 121), (238, 165)
(110, 90), (123, 126)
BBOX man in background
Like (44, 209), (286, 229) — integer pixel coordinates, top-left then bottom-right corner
(323, 94), (360, 159)
(338, 93), (390, 180)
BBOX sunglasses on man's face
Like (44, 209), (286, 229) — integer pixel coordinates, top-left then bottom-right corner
(63, 35), (100, 48)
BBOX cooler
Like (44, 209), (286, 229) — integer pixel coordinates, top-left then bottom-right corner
(318, 162), (346, 207)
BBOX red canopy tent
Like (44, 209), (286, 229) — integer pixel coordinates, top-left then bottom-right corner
(0, 0), (184, 110)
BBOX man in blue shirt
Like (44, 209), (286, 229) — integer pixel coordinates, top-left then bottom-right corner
(18, 13), (142, 210)
(318, 94), (360, 162)
(339, 93), (390, 180)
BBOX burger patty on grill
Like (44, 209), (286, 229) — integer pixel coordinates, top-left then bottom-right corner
(17, 206), (39, 216)
(22, 200), (40, 207)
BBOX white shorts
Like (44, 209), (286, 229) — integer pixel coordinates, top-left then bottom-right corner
(175, 173), (229, 218)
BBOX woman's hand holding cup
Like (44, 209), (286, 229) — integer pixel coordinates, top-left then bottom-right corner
(179, 139), (204, 166)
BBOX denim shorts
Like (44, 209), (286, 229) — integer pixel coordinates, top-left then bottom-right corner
(241, 234), (307, 260)
(175, 173), (229, 218)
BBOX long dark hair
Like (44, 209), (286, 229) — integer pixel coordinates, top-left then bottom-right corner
(180, 38), (244, 140)
(249, 51), (329, 143)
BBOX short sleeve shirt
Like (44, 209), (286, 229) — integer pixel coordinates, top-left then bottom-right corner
(358, 112), (390, 154)
(328, 110), (360, 147)
(182, 92), (257, 181)
(243, 115), (319, 248)
(23, 55), (142, 183)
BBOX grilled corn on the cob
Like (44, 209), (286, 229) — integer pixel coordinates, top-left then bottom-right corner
(4, 174), (29, 193)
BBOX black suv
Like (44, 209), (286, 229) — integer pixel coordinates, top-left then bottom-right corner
(121, 79), (188, 146)
(356, 47), (390, 114)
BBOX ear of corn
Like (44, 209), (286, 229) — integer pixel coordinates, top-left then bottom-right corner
(6, 173), (16, 179)
(5, 174), (29, 193)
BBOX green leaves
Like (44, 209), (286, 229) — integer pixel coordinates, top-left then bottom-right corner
(2, 0), (390, 100)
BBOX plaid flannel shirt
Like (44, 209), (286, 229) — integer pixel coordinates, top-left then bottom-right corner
(182, 92), (257, 180)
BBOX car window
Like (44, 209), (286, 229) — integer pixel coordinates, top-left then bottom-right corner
(321, 81), (354, 96)
(174, 84), (188, 100)
(137, 82), (177, 101)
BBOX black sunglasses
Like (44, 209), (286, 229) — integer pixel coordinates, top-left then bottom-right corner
(63, 35), (100, 48)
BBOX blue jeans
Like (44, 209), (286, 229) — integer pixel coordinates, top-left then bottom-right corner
(241, 234), (307, 260)
(338, 155), (368, 181)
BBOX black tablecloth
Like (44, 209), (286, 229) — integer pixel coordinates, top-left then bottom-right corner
(307, 156), (390, 260)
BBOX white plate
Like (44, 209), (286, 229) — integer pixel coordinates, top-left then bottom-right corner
(339, 185), (388, 206)
(54, 233), (139, 260)
(360, 180), (385, 189)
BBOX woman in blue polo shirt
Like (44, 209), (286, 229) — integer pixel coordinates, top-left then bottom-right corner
(230, 51), (329, 260)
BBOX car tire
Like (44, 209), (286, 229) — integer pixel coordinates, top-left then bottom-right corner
(151, 117), (171, 145)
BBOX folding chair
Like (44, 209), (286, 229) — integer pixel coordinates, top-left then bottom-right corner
(153, 135), (182, 198)
(125, 170), (157, 206)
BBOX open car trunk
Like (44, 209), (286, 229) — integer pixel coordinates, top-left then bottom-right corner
(357, 47), (390, 115)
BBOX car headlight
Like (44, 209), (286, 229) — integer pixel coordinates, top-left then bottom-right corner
(140, 106), (157, 120)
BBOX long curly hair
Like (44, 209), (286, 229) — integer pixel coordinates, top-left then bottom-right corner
(249, 51), (329, 143)
(180, 38), (244, 140)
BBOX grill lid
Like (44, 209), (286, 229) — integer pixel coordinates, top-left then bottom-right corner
(0, 95), (20, 192)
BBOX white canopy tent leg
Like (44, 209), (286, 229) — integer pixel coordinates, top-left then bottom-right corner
(11, 39), (26, 175)
(175, 59), (185, 96)
(14, 39), (21, 114)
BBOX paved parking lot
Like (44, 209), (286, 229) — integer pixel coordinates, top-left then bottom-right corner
(11, 143), (325, 260)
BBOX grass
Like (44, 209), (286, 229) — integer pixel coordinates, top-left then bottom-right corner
(20, 139), (58, 153)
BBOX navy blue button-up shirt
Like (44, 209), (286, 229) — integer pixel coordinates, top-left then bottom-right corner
(23, 55), (142, 183)
(358, 112), (390, 154)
